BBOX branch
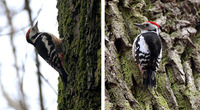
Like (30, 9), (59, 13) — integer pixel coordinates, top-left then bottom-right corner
(3, 0), (27, 109)
(24, 0), (45, 110)
(39, 73), (58, 95)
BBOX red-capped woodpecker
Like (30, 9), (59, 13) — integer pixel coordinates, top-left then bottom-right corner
(26, 21), (68, 88)
(132, 21), (162, 90)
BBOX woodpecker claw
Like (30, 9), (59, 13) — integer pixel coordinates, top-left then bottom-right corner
(58, 53), (64, 67)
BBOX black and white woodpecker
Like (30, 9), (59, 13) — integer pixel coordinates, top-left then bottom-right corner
(132, 21), (162, 90)
(26, 21), (68, 88)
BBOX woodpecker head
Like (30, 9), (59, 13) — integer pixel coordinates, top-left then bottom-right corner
(134, 21), (160, 34)
(26, 21), (39, 44)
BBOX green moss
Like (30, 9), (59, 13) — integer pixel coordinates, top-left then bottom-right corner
(108, 86), (141, 110)
(57, 0), (101, 109)
(157, 94), (170, 110)
(164, 64), (193, 109)
(124, 100), (134, 109)
(145, 103), (149, 110)
(156, 74), (166, 92)
(118, 1), (147, 43)
(165, 65), (175, 84)
(194, 32), (200, 39)
(184, 79), (200, 109)
(164, 11), (172, 17)
(181, 47), (192, 61)
(140, 1), (156, 20)
(161, 57), (168, 64)
(194, 32), (200, 45)
(135, 89), (146, 109)
(172, 84), (190, 109)
(120, 51), (140, 87)
(94, 49), (101, 87)
(108, 88), (118, 109)
(151, 90), (170, 110)
(143, 0), (153, 11)
(105, 101), (112, 110)
(170, 31), (180, 38)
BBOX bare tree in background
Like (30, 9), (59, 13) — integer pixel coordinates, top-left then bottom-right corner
(1, 0), (28, 109)
(24, 0), (44, 109)
(0, 0), (53, 109)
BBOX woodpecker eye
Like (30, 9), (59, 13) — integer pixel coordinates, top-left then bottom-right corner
(145, 24), (149, 27)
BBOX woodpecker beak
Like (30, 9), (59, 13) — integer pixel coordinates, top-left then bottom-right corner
(133, 23), (144, 29)
(33, 21), (39, 31)
(133, 23), (141, 26)
(34, 21), (38, 28)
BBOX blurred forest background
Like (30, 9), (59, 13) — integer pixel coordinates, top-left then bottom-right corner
(0, 0), (59, 110)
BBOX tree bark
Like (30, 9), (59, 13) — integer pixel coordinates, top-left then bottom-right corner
(105, 0), (200, 110)
(57, 0), (101, 109)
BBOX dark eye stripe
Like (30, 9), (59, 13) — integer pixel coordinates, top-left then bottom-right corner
(31, 33), (40, 39)
(152, 28), (156, 32)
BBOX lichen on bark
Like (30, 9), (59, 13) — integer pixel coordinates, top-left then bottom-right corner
(56, 0), (101, 109)
(105, 0), (200, 110)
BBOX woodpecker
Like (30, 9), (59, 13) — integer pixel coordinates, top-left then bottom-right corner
(26, 21), (68, 89)
(132, 21), (162, 90)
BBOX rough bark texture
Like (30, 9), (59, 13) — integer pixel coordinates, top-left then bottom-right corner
(56, 0), (101, 109)
(105, 0), (200, 110)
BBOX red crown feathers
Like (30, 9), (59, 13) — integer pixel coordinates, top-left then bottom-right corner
(26, 28), (31, 38)
(146, 21), (159, 28)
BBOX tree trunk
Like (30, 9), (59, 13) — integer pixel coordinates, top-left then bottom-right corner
(56, 0), (101, 109)
(105, 0), (200, 110)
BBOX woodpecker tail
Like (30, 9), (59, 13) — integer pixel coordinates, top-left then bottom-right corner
(143, 69), (156, 90)
(59, 66), (68, 89)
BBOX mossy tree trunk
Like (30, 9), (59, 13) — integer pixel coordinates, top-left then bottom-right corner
(105, 0), (200, 110)
(56, 0), (101, 109)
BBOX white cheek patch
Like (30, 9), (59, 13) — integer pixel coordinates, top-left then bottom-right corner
(31, 33), (42, 43)
(42, 36), (51, 54)
(29, 31), (34, 38)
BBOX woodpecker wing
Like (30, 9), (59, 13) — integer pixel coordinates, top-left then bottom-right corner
(133, 32), (161, 70)
(142, 32), (162, 70)
(33, 33), (68, 87)
(133, 34), (150, 64)
(47, 32), (64, 53)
